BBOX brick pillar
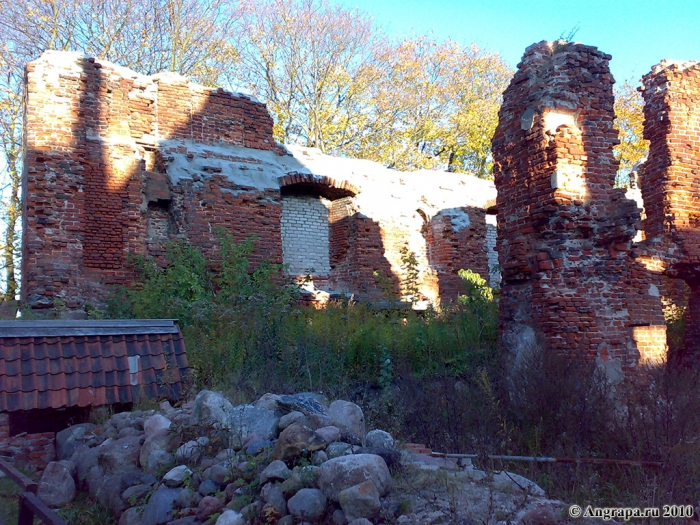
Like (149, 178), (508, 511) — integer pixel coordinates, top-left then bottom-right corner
(491, 41), (666, 382)
(640, 61), (700, 363)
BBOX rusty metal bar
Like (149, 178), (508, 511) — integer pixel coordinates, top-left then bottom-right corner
(18, 492), (69, 525)
(429, 451), (664, 468)
(0, 459), (37, 493)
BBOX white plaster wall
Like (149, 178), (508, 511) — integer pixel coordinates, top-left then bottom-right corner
(281, 195), (331, 276)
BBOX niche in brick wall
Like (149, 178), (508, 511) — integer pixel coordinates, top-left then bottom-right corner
(281, 193), (332, 276)
(280, 182), (356, 278)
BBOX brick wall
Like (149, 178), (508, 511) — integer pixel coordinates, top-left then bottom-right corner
(22, 51), (495, 311)
(0, 413), (55, 470)
(640, 60), (700, 362)
(281, 195), (331, 276)
(492, 41), (667, 383)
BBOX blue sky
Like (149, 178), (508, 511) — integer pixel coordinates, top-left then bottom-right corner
(335, 0), (700, 84)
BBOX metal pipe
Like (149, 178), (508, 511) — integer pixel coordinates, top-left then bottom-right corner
(429, 452), (664, 468)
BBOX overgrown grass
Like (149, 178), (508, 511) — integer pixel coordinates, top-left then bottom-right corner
(99, 233), (699, 514)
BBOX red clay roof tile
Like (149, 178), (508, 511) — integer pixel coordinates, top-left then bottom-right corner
(0, 320), (190, 412)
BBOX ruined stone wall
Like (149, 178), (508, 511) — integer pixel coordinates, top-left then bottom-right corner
(640, 60), (700, 360)
(492, 41), (667, 380)
(22, 51), (495, 311)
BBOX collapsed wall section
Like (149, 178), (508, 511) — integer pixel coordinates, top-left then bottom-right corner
(491, 41), (667, 381)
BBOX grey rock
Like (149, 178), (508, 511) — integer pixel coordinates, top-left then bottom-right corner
(328, 401), (365, 440)
(86, 465), (105, 502)
(215, 509), (245, 525)
(280, 476), (303, 499)
(245, 440), (272, 457)
(312, 450), (328, 466)
(141, 485), (181, 525)
(278, 393), (330, 415)
(38, 460), (77, 508)
(228, 404), (279, 449)
(106, 475), (129, 517)
(279, 411), (307, 430)
(122, 484), (152, 505)
(205, 463), (230, 486)
(140, 429), (180, 468)
(56, 424), (96, 460)
(147, 450), (174, 473)
(364, 430), (394, 450)
(315, 426), (341, 445)
(168, 518), (200, 525)
(272, 422), (327, 462)
(354, 447), (401, 471)
(144, 414), (172, 436)
(332, 509), (349, 525)
(192, 390), (236, 428)
(198, 478), (219, 496)
(111, 412), (137, 433)
(119, 506), (144, 525)
(348, 519), (373, 525)
(175, 437), (209, 463)
(326, 442), (352, 459)
(76, 446), (101, 486)
(260, 460), (292, 484)
(492, 471), (545, 496)
(287, 488), (328, 523)
(98, 436), (142, 475)
(163, 465), (192, 488)
(197, 495), (225, 519)
(307, 413), (336, 430)
(338, 481), (381, 521)
(215, 449), (237, 462)
(292, 465), (320, 488)
(317, 454), (391, 501)
(175, 487), (202, 509)
(278, 516), (295, 525)
(260, 483), (287, 520)
(118, 427), (142, 439)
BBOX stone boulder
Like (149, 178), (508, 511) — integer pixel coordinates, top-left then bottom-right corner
(317, 454), (391, 501)
(287, 487), (328, 523)
(327, 401), (365, 443)
(338, 480), (381, 521)
(192, 390), (236, 428)
(141, 485), (181, 525)
(98, 436), (142, 475)
(228, 405), (279, 449)
(38, 460), (77, 508)
(56, 424), (96, 460)
(272, 422), (327, 462)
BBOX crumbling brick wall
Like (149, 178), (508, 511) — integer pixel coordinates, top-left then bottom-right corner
(640, 60), (700, 361)
(22, 51), (494, 311)
(492, 41), (667, 382)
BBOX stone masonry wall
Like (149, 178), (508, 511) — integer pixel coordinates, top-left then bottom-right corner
(640, 60), (700, 361)
(22, 51), (495, 311)
(492, 41), (667, 382)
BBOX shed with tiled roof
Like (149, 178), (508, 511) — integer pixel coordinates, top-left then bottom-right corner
(0, 319), (190, 468)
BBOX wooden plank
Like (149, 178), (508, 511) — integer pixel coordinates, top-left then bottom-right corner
(0, 459), (37, 493)
(19, 492), (69, 525)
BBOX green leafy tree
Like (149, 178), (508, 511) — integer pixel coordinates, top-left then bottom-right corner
(614, 80), (649, 188)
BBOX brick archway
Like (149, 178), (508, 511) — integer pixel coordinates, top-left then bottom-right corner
(278, 172), (358, 199)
